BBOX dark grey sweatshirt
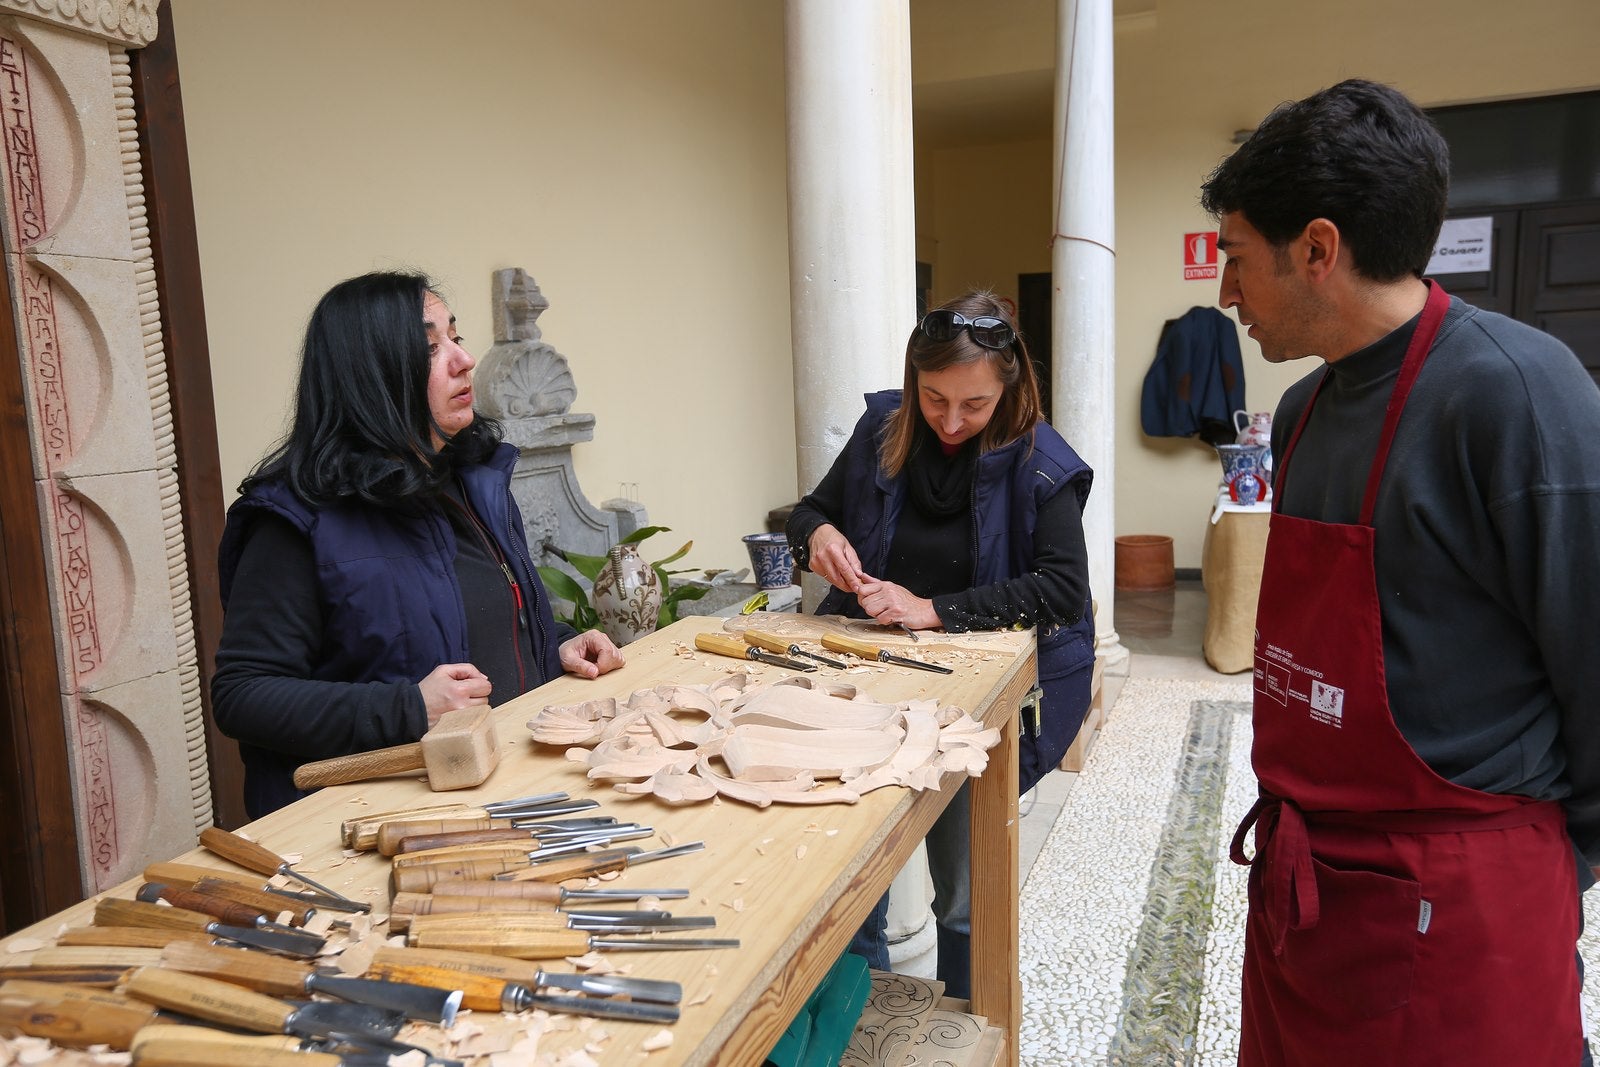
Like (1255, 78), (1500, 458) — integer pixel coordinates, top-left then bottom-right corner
(1271, 297), (1600, 861)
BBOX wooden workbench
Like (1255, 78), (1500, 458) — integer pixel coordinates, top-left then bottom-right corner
(1, 614), (1035, 1065)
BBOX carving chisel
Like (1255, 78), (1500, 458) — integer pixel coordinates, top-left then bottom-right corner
(364, 956), (678, 1022)
(144, 861), (363, 916)
(743, 629), (848, 668)
(694, 631), (817, 671)
(367, 805), (603, 856)
(821, 632), (954, 674)
(392, 841), (704, 893)
(406, 924), (739, 960)
(381, 816), (619, 856)
(428, 879), (689, 904)
(347, 794), (596, 852)
(123, 967), (408, 1042)
(390, 825), (654, 867)
(370, 945), (682, 1005)
(137, 882), (313, 937)
(199, 827), (371, 912)
(158, 940), (462, 1025)
(94, 897), (327, 957)
(402, 912), (713, 941)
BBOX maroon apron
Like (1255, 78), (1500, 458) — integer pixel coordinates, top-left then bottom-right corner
(1231, 281), (1585, 1065)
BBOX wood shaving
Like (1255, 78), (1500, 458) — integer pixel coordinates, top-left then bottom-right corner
(3, 937), (46, 952)
(658, 830), (676, 847)
(566, 951), (606, 969)
(302, 911), (335, 936)
(386, 1052), (429, 1067)
(795, 845), (807, 860)
(803, 823), (822, 833)
(726, 899), (745, 912)
(827, 829), (840, 837)
(640, 1030), (674, 1052)
(279, 851), (303, 865)
(754, 845), (766, 856)
(687, 988), (713, 1006)
(335, 936), (375, 977)
(732, 878), (747, 886)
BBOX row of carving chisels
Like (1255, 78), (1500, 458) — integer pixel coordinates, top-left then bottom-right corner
(0, 792), (726, 1065)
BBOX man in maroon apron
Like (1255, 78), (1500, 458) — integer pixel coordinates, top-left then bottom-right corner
(1201, 79), (1600, 1065)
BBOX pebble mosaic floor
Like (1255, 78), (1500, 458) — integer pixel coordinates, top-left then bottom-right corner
(1018, 673), (1600, 1066)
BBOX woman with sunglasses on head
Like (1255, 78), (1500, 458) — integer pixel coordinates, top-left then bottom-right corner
(212, 271), (624, 820)
(786, 289), (1095, 997)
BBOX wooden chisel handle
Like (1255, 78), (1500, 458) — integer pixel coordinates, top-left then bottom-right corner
(390, 856), (523, 894)
(820, 632), (884, 658)
(364, 958), (517, 1013)
(192, 879), (315, 927)
(391, 891), (555, 923)
(30, 946), (164, 970)
(123, 966), (293, 1034)
(159, 940), (313, 999)
(0, 965), (131, 987)
(198, 827), (287, 877)
(371, 945), (550, 990)
(0, 994), (153, 1050)
(429, 879), (564, 902)
(504, 849), (633, 883)
(376, 817), (497, 855)
(743, 629), (799, 655)
(390, 841), (531, 867)
(394, 827), (534, 855)
(56, 926), (211, 950)
(95, 897), (214, 933)
(695, 632), (757, 660)
(343, 804), (483, 850)
(130, 1023), (305, 1058)
(407, 926), (590, 959)
(139, 883), (271, 928)
(406, 913), (575, 938)
(0, 978), (148, 1011)
(132, 1034), (337, 1067)
(292, 742), (426, 789)
(144, 862), (261, 889)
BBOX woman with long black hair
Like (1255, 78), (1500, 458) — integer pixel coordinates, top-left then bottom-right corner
(213, 271), (622, 818)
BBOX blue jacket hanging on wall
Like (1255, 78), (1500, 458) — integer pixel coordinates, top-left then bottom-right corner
(1139, 306), (1245, 446)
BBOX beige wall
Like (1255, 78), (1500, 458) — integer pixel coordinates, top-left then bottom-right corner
(173, 0), (792, 574)
(176, 1), (1600, 578)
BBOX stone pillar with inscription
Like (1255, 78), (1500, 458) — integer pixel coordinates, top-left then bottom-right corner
(0, 2), (210, 892)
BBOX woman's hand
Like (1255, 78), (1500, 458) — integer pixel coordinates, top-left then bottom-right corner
(418, 663), (492, 727)
(854, 576), (941, 630)
(807, 524), (869, 591)
(560, 630), (625, 679)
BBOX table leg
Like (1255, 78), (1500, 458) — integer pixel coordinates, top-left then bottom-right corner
(969, 655), (1031, 1065)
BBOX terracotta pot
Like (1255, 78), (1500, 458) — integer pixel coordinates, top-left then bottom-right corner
(591, 543), (662, 645)
(1114, 534), (1175, 592)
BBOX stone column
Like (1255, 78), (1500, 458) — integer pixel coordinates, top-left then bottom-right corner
(784, 0), (927, 952)
(783, 0), (915, 499)
(0, 1), (209, 891)
(1052, 0), (1125, 665)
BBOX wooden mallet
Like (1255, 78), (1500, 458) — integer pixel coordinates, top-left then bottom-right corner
(292, 706), (499, 792)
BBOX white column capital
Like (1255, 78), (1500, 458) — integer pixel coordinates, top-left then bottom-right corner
(0, 1), (157, 47)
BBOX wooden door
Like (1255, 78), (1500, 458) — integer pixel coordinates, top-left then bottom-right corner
(1515, 203), (1600, 385)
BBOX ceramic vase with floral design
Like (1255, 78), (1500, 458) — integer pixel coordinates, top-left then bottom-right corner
(591, 542), (662, 645)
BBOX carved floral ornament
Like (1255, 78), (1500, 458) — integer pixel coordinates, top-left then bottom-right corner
(527, 673), (1001, 807)
(0, 0), (158, 46)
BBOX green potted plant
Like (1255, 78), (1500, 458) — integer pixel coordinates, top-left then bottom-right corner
(537, 525), (709, 635)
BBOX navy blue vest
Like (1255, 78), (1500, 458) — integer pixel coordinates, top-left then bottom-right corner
(816, 391), (1096, 793)
(217, 444), (565, 810)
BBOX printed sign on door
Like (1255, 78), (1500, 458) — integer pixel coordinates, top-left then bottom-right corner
(1184, 232), (1219, 280)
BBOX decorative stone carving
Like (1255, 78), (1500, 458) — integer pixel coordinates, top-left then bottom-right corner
(0, 17), (206, 891)
(475, 268), (646, 573)
(0, 0), (156, 46)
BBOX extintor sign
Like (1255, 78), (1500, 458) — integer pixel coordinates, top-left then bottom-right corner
(1184, 231), (1219, 280)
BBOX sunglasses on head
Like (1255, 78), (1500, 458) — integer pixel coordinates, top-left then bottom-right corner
(919, 309), (1015, 351)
